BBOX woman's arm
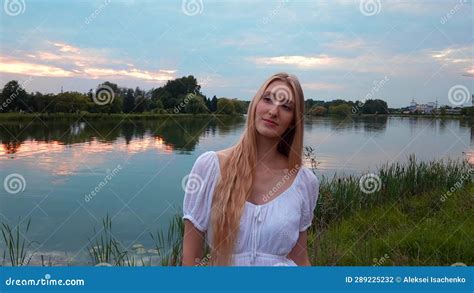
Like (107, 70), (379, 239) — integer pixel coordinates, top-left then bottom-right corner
(287, 230), (312, 266)
(182, 220), (206, 266)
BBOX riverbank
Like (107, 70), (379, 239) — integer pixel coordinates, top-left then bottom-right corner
(310, 184), (473, 265)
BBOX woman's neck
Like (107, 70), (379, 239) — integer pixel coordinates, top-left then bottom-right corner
(255, 134), (283, 167)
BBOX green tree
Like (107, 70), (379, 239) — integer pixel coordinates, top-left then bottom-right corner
(0, 80), (30, 112)
(184, 95), (209, 114)
(309, 106), (327, 116)
(329, 104), (352, 117)
(361, 99), (388, 114)
(217, 98), (235, 114)
(123, 89), (135, 113)
(231, 99), (246, 114)
(135, 96), (147, 113)
(210, 95), (218, 112)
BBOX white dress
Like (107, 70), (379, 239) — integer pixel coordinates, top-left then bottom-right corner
(182, 151), (320, 266)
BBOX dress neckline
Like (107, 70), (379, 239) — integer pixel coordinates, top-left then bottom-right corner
(210, 151), (304, 208)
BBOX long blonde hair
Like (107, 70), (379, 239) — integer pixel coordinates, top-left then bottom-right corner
(209, 72), (305, 266)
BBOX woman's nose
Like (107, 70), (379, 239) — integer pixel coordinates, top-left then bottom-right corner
(268, 104), (278, 117)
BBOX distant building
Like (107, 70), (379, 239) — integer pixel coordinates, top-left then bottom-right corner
(408, 98), (438, 114)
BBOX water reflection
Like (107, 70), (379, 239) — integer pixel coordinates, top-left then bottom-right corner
(0, 116), (246, 157)
(0, 116), (472, 171)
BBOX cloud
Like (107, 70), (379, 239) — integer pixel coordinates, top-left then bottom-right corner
(252, 53), (391, 74)
(463, 67), (474, 77)
(0, 57), (75, 77)
(429, 45), (473, 77)
(254, 55), (343, 69)
(302, 82), (343, 90)
(83, 67), (175, 81)
(323, 39), (367, 51)
(0, 41), (176, 82)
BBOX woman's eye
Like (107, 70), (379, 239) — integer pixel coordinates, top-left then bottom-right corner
(282, 105), (291, 111)
(263, 97), (272, 102)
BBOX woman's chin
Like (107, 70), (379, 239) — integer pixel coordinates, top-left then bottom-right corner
(256, 126), (282, 138)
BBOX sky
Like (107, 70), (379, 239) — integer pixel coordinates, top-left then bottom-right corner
(0, 0), (472, 108)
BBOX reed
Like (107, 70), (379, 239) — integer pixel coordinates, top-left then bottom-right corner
(312, 154), (472, 231)
(0, 218), (36, 266)
(150, 214), (184, 266)
(87, 215), (129, 266)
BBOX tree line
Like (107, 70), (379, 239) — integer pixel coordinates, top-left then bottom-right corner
(0, 76), (249, 115)
(305, 98), (389, 116)
(1, 76), (420, 117)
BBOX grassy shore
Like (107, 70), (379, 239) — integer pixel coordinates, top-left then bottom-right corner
(1, 154), (472, 266)
(309, 184), (473, 265)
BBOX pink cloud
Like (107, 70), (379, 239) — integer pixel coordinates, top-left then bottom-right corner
(0, 41), (177, 82)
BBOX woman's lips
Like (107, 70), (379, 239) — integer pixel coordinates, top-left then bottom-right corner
(262, 118), (278, 126)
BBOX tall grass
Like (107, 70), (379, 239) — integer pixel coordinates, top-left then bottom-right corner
(312, 154), (472, 231)
(0, 219), (36, 266)
(87, 215), (130, 266)
(150, 214), (184, 266)
(310, 184), (473, 265)
(87, 213), (185, 266)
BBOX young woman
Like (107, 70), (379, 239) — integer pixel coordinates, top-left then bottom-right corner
(182, 72), (320, 266)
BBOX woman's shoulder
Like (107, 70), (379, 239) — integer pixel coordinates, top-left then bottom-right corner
(299, 166), (320, 187)
(191, 151), (219, 174)
(195, 150), (216, 162)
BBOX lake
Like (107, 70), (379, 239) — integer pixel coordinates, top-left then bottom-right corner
(0, 115), (472, 265)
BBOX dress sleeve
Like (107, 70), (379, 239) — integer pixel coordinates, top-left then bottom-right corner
(182, 151), (218, 232)
(299, 169), (320, 232)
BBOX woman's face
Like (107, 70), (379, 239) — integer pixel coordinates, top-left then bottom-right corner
(255, 80), (295, 139)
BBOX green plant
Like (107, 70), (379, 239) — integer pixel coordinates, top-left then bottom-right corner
(1, 218), (36, 266)
(87, 215), (129, 266)
(150, 213), (184, 266)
